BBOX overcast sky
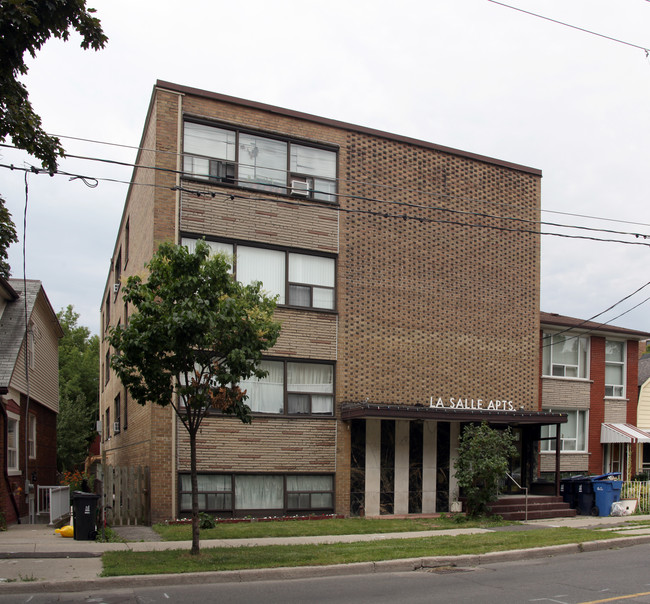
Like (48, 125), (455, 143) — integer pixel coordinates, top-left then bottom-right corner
(2, 0), (650, 335)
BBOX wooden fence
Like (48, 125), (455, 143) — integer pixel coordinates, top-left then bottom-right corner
(98, 465), (150, 526)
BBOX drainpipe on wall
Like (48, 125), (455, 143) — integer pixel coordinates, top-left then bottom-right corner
(0, 392), (21, 524)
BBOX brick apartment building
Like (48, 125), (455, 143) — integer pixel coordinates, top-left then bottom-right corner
(100, 80), (567, 522)
(539, 312), (650, 481)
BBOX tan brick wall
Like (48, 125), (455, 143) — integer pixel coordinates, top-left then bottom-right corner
(604, 400), (627, 423)
(177, 416), (336, 472)
(540, 453), (589, 473)
(101, 84), (541, 520)
(541, 378), (591, 410)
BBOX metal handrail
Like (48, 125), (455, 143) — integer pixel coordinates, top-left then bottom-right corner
(505, 472), (529, 521)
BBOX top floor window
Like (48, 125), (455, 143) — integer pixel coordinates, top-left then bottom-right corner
(542, 332), (589, 379)
(182, 238), (335, 311)
(183, 121), (337, 202)
(605, 340), (625, 398)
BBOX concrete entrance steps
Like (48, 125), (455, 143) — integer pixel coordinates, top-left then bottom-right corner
(489, 495), (577, 521)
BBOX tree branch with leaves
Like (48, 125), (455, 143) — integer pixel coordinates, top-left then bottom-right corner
(108, 241), (281, 554)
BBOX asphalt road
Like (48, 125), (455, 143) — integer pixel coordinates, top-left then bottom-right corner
(4, 542), (650, 604)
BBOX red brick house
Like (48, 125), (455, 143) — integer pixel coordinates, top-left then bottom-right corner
(539, 312), (650, 481)
(0, 277), (62, 524)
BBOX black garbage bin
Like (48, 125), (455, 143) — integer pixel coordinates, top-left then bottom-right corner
(573, 478), (595, 515)
(72, 491), (100, 541)
(560, 475), (583, 508)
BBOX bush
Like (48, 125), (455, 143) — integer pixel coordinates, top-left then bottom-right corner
(454, 422), (517, 518)
(199, 512), (216, 529)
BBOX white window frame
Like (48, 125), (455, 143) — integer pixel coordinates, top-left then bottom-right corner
(7, 412), (20, 474)
(605, 339), (626, 398)
(28, 413), (36, 459)
(542, 332), (589, 379)
(540, 409), (588, 453)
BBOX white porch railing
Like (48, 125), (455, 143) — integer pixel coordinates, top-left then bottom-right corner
(37, 485), (70, 525)
(621, 481), (650, 513)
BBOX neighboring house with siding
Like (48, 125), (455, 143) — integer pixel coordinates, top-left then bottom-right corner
(0, 277), (62, 524)
(100, 80), (567, 523)
(636, 346), (650, 472)
(539, 312), (650, 480)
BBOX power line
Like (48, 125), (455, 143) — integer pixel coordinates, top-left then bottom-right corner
(487, 0), (650, 53)
(4, 161), (650, 249)
(3, 148), (650, 243)
(7, 136), (650, 231)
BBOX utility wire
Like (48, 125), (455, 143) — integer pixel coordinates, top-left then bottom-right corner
(6, 138), (650, 230)
(487, 0), (650, 53)
(2, 154), (650, 242)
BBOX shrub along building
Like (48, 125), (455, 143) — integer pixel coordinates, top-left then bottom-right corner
(100, 80), (568, 522)
(539, 312), (650, 482)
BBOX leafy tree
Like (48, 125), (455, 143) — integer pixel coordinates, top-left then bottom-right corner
(0, 195), (18, 279)
(108, 241), (281, 555)
(0, 0), (107, 173)
(454, 422), (517, 518)
(57, 305), (99, 471)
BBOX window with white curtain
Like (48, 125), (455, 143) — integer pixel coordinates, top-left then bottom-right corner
(288, 253), (335, 309)
(7, 415), (18, 472)
(235, 475), (284, 510)
(182, 121), (337, 201)
(178, 473), (335, 514)
(239, 360), (334, 416)
(605, 340), (625, 398)
(240, 360), (284, 414)
(180, 238), (335, 311)
(540, 410), (588, 452)
(236, 247), (286, 303)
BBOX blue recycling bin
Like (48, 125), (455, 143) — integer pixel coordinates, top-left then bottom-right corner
(591, 473), (623, 517)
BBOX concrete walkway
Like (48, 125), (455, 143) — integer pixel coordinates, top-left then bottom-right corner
(1, 515), (650, 593)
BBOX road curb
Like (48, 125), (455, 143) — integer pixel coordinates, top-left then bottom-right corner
(2, 535), (650, 595)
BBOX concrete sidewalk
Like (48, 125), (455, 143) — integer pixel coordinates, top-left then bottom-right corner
(1, 515), (650, 593)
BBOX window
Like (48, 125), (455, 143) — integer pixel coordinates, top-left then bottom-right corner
(105, 349), (110, 385)
(28, 414), (36, 459)
(114, 394), (121, 434)
(105, 294), (110, 331)
(7, 415), (18, 472)
(178, 473), (334, 515)
(240, 360), (334, 415)
(286, 475), (333, 510)
(542, 332), (589, 378)
(105, 408), (110, 441)
(183, 121), (337, 202)
(123, 388), (128, 430)
(605, 340), (625, 398)
(114, 248), (121, 293)
(124, 218), (130, 267)
(182, 238), (335, 311)
(540, 410), (588, 452)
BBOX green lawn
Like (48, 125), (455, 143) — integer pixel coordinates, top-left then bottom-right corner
(102, 527), (622, 577)
(153, 516), (505, 541)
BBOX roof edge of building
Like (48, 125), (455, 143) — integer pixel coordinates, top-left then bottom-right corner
(155, 79), (543, 177)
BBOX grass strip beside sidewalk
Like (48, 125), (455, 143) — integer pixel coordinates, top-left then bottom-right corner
(153, 517), (504, 541)
(102, 527), (621, 577)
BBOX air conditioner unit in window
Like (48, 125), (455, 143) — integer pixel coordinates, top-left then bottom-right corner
(209, 160), (236, 184)
(291, 179), (310, 196)
(113, 283), (120, 293)
(113, 422), (121, 434)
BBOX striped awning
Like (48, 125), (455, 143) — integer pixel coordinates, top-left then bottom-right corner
(601, 423), (650, 444)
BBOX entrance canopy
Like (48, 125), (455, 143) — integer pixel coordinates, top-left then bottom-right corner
(601, 423), (650, 444)
(340, 402), (567, 426)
